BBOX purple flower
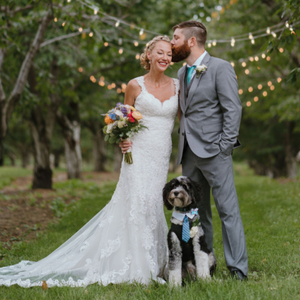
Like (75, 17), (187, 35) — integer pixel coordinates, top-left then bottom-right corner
(116, 102), (122, 108)
(120, 106), (128, 116)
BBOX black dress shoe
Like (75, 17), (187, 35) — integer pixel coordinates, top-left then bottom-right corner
(230, 269), (248, 281)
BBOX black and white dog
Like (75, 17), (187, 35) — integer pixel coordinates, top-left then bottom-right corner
(163, 176), (216, 286)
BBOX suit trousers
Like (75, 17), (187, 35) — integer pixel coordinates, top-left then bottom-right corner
(182, 143), (248, 276)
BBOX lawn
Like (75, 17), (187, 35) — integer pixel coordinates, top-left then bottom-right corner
(0, 164), (300, 300)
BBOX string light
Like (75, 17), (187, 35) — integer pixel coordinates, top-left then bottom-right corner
(251, 38), (255, 44)
(62, 22), (65, 27)
(246, 101), (251, 107)
(249, 32), (253, 39)
(67, 0), (71, 2)
(248, 87), (253, 92)
(266, 56), (271, 61)
(266, 27), (270, 34)
(254, 96), (259, 102)
(271, 31), (277, 38)
(255, 56), (259, 61)
(279, 48), (284, 53)
(78, 27), (83, 32)
(118, 48), (123, 54)
(268, 81), (272, 86)
(285, 21), (289, 28)
(245, 69), (249, 74)
(262, 53), (266, 59)
(115, 20), (120, 27)
(231, 62), (235, 67)
(263, 91), (268, 97)
(78, 67), (83, 72)
(242, 62), (246, 67)
(139, 29), (144, 36)
(134, 41), (139, 46)
(208, 42), (212, 48)
(212, 40), (217, 46)
(135, 54), (140, 59)
(94, 9), (98, 15)
(270, 85), (275, 90)
(104, 42), (109, 47)
(231, 37), (235, 47)
(249, 57), (254, 62)
(239, 89), (243, 95)
(89, 32), (93, 37)
(54, 17), (57, 22)
(277, 77), (282, 83)
(258, 84), (263, 90)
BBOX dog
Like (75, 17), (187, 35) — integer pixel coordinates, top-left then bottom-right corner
(163, 176), (216, 286)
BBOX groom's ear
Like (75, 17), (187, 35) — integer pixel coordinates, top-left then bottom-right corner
(188, 36), (197, 48)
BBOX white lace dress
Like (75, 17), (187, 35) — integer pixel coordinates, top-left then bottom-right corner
(0, 76), (179, 288)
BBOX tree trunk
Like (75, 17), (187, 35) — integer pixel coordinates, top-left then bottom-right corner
(93, 129), (106, 172)
(63, 121), (82, 179)
(113, 144), (123, 172)
(54, 151), (61, 168)
(56, 102), (82, 180)
(285, 121), (297, 178)
(21, 150), (30, 168)
(8, 151), (15, 166)
(0, 139), (3, 166)
(29, 115), (53, 189)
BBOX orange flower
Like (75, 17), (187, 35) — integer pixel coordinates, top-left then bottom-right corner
(132, 111), (143, 120)
(105, 115), (113, 124)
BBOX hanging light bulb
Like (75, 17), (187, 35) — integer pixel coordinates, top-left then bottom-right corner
(251, 38), (255, 44)
(249, 32), (253, 39)
(231, 37), (235, 47)
(78, 27), (83, 32)
(255, 56), (259, 61)
(246, 101), (251, 107)
(119, 48), (123, 54)
(115, 20), (120, 27)
(266, 27), (270, 34)
(89, 32), (93, 37)
(208, 42), (212, 48)
(139, 29), (144, 36)
(262, 53), (266, 59)
(271, 31), (277, 38)
(242, 62), (246, 67)
(118, 38), (122, 45)
(135, 54), (140, 60)
(134, 41), (139, 47)
(254, 96), (259, 102)
(285, 21), (289, 28)
(212, 40), (217, 46)
(94, 9), (98, 14)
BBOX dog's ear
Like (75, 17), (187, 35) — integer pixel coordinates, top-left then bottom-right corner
(189, 179), (203, 204)
(162, 181), (174, 210)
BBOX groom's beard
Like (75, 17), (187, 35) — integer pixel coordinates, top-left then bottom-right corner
(172, 40), (191, 62)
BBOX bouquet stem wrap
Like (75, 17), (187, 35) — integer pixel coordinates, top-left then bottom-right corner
(124, 138), (133, 164)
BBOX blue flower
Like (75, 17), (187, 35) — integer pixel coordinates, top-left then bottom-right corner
(108, 112), (117, 120)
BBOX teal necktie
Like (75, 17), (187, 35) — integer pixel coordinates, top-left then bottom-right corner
(186, 65), (196, 86)
(182, 215), (190, 243)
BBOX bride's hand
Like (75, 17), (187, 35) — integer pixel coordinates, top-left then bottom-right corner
(119, 139), (133, 154)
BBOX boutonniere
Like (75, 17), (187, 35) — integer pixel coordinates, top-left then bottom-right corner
(196, 64), (207, 78)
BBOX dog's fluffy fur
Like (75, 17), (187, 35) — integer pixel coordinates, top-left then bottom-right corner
(163, 176), (217, 286)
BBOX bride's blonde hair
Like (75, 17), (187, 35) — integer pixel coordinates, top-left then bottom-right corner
(140, 35), (171, 70)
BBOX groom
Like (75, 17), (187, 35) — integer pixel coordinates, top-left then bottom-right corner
(171, 21), (248, 280)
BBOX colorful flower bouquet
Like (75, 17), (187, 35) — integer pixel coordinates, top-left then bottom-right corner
(103, 103), (147, 164)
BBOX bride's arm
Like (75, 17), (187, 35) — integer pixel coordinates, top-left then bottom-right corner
(119, 80), (140, 153)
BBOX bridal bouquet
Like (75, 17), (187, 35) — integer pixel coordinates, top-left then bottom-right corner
(103, 103), (147, 164)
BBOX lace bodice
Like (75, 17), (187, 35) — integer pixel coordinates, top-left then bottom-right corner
(0, 76), (179, 288)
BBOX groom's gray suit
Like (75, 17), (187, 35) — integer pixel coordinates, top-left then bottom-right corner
(177, 52), (248, 276)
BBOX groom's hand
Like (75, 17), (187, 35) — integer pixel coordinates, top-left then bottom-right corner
(119, 139), (132, 154)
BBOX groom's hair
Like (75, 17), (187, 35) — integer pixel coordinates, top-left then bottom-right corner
(173, 21), (207, 47)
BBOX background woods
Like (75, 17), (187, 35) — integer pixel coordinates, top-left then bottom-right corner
(0, 0), (299, 189)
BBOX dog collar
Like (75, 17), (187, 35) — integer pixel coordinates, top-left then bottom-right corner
(172, 208), (198, 222)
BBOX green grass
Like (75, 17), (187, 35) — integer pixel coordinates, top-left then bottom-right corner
(0, 167), (32, 189)
(1, 165), (300, 299)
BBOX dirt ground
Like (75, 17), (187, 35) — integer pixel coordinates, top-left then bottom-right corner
(0, 172), (119, 249)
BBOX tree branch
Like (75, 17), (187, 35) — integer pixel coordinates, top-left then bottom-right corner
(0, 5), (34, 15)
(40, 29), (89, 48)
(0, 49), (6, 102)
(1, 9), (53, 138)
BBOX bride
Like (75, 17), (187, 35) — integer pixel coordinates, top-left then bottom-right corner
(0, 35), (179, 288)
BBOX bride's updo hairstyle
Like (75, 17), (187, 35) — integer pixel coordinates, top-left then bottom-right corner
(140, 35), (171, 70)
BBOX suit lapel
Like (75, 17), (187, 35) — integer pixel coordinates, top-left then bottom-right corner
(178, 66), (187, 112)
(185, 53), (211, 111)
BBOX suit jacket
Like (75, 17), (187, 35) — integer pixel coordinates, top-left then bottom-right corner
(177, 52), (242, 164)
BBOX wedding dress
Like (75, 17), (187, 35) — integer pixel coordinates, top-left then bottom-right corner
(0, 76), (179, 288)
